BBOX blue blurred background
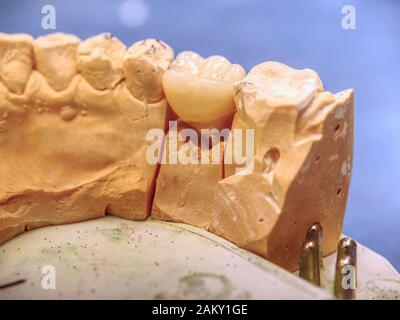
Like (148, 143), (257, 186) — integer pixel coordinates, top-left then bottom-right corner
(0, 0), (399, 270)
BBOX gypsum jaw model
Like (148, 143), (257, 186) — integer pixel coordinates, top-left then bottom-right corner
(0, 32), (353, 272)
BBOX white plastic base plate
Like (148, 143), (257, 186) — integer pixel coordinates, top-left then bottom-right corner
(0, 216), (398, 299)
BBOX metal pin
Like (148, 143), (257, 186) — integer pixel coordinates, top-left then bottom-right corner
(334, 237), (357, 300)
(306, 223), (323, 269)
(299, 240), (321, 286)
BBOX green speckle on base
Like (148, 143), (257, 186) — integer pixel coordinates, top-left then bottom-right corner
(98, 227), (124, 242)
(179, 272), (231, 293)
(152, 272), (235, 300)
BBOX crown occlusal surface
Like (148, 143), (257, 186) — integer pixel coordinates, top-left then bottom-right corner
(34, 33), (80, 91)
(163, 51), (245, 130)
(78, 33), (126, 90)
(124, 39), (174, 103)
(0, 33), (33, 94)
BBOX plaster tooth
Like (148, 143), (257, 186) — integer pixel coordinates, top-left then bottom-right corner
(34, 33), (80, 91)
(78, 33), (126, 90)
(210, 62), (354, 271)
(241, 61), (324, 110)
(123, 39), (174, 104)
(162, 52), (245, 130)
(0, 33), (33, 94)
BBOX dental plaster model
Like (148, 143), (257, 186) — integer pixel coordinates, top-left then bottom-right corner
(0, 33), (353, 271)
(0, 33), (173, 243)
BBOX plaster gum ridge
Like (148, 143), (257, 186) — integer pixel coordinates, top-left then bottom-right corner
(0, 32), (354, 271)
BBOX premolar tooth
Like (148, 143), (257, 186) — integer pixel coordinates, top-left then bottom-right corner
(78, 33), (126, 90)
(34, 33), (80, 91)
(123, 39), (174, 103)
(162, 53), (245, 130)
(0, 33), (33, 94)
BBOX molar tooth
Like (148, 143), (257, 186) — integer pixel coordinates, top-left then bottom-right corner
(78, 33), (126, 90)
(162, 53), (245, 130)
(222, 64), (246, 81)
(34, 33), (80, 91)
(0, 33), (33, 94)
(243, 61), (323, 110)
(200, 55), (230, 78)
(172, 51), (203, 74)
(123, 39), (174, 104)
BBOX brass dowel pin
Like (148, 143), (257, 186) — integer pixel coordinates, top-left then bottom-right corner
(299, 223), (323, 286)
(334, 237), (357, 300)
(299, 240), (321, 286)
(306, 223), (323, 269)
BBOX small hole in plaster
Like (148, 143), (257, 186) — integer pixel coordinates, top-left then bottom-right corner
(263, 147), (280, 173)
